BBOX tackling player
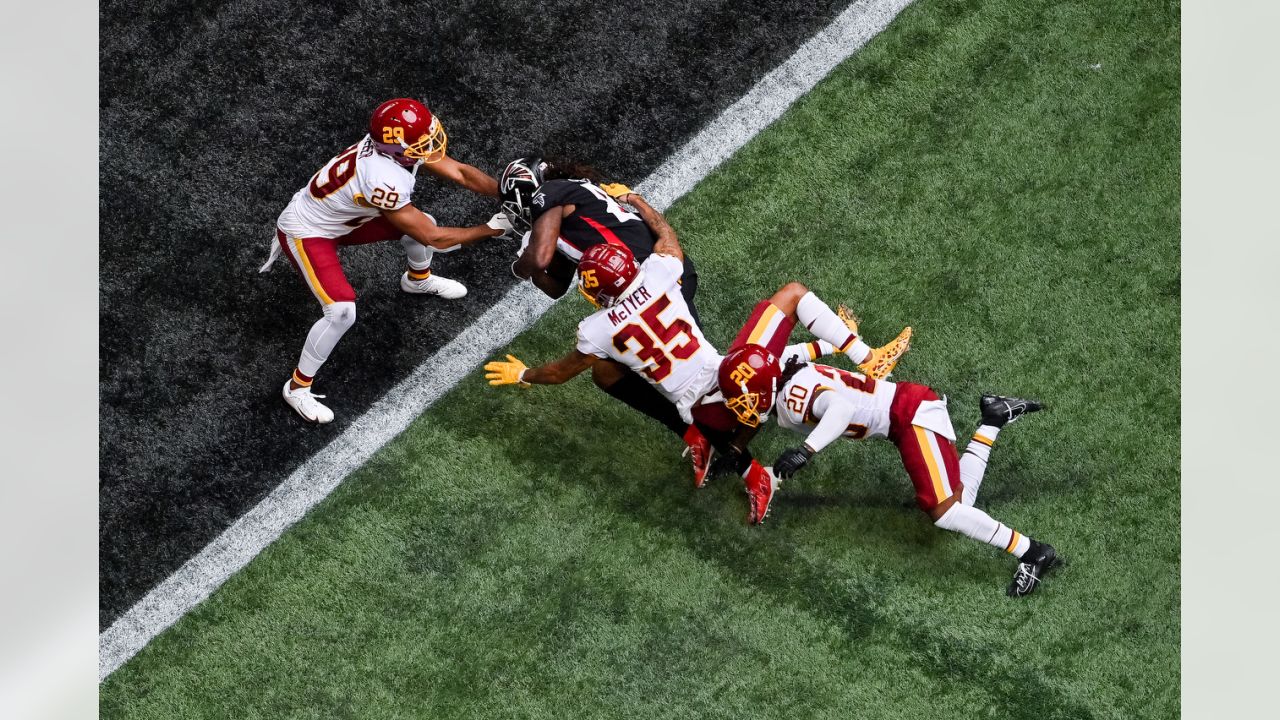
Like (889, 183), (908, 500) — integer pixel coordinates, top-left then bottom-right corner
(262, 98), (515, 423)
(718, 347), (1059, 597)
(499, 158), (711, 464)
(483, 209), (912, 523)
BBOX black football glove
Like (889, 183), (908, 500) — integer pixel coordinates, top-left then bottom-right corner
(773, 446), (813, 480)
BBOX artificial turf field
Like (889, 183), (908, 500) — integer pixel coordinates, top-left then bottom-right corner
(101, 0), (1179, 716)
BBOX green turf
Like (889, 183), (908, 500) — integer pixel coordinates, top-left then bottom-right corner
(101, 0), (1179, 717)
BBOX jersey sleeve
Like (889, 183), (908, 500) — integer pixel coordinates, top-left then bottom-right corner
(640, 253), (685, 291)
(575, 318), (611, 358)
(803, 389), (858, 453)
(359, 158), (414, 211)
(531, 179), (578, 220)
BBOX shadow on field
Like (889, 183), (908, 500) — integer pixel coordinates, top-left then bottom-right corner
(480, 378), (1098, 720)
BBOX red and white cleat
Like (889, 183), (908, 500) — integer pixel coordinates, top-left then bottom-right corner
(683, 425), (715, 488)
(742, 460), (779, 525)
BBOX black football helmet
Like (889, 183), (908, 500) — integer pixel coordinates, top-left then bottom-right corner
(499, 156), (547, 233)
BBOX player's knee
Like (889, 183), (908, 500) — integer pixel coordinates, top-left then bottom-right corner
(324, 301), (357, 331)
(931, 500), (963, 530)
(769, 281), (809, 311)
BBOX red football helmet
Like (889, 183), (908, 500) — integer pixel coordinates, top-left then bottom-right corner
(718, 344), (782, 428)
(369, 98), (448, 167)
(578, 243), (639, 308)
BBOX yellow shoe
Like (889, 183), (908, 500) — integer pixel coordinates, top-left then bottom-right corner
(836, 304), (860, 336)
(859, 326), (912, 380)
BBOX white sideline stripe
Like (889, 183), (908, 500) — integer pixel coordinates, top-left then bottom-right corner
(99, 0), (914, 682)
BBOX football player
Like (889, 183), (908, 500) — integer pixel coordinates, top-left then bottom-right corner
(262, 98), (515, 423)
(500, 159), (713, 468)
(717, 346), (1059, 597)
(499, 156), (700, 314)
(484, 211), (911, 523)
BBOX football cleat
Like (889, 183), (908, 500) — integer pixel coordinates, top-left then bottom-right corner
(742, 460), (779, 525)
(683, 425), (715, 488)
(836, 304), (860, 336)
(858, 326), (913, 380)
(400, 271), (467, 299)
(282, 380), (334, 424)
(1007, 541), (1059, 598)
(980, 394), (1044, 428)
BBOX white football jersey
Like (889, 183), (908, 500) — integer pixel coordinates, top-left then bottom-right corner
(776, 364), (898, 441)
(576, 254), (722, 422)
(276, 135), (416, 239)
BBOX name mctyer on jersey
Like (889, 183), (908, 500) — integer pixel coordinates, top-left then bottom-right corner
(605, 285), (654, 325)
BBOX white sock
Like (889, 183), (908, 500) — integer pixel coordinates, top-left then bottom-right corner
(297, 301), (356, 377)
(795, 292), (868, 363)
(960, 424), (1001, 505)
(779, 340), (837, 366)
(935, 503), (1032, 557)
(401, 235), (435, 271)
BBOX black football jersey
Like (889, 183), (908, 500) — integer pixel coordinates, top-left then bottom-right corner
(530, 178), (657, 262)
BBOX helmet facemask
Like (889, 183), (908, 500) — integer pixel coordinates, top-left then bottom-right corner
(500, 194), (533, 234)
(399, 117), (448, 164)
(725, 378), (777, 428)
(719, 345), (780, 428)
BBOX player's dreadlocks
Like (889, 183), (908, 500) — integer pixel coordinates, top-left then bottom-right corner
(780, 354), (808, 387)
(541, 155), (609, 184)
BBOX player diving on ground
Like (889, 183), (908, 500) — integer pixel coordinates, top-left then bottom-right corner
(715, 340), (1061, 597)
(484, 190), (912, 523)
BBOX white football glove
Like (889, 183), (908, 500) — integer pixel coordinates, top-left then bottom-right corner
(486, 212), (519, 241)
(515, 230), (532, 258)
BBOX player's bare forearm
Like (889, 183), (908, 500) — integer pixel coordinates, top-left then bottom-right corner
(625, 193), (682, 260)
(384, 204), (500, 250)
(514, 210), (563, 278)
(424, 155), (500, 197)
(419, 223), (500, 250)
(523, 351), (597, 385)
(456, 163), (499, 197)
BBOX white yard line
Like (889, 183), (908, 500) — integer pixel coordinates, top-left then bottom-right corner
(99, 0), (915, 682)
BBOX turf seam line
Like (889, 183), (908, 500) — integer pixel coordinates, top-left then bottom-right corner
(98, 0), (915, 682)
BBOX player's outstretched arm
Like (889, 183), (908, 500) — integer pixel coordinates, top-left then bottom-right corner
(484, 350), (597, 387)
(620, 191), (683, 261)
(384, 204), (509, 250)
(422, 154), (499, 197)
(774, 390), (854, 479)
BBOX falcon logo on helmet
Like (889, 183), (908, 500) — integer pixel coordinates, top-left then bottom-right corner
(577, 243), (640, 308)
(499, 157), (547, 233)
(370, 98), (448, 168)
(718, 344), (782, 428)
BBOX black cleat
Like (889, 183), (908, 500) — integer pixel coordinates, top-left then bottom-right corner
(1007, 541), (1059, 598)
(980, 394), (1043, 428)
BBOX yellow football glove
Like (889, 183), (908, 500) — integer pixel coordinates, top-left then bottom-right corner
(484, 354), (530, 386)
(599, 182), (634, 199)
